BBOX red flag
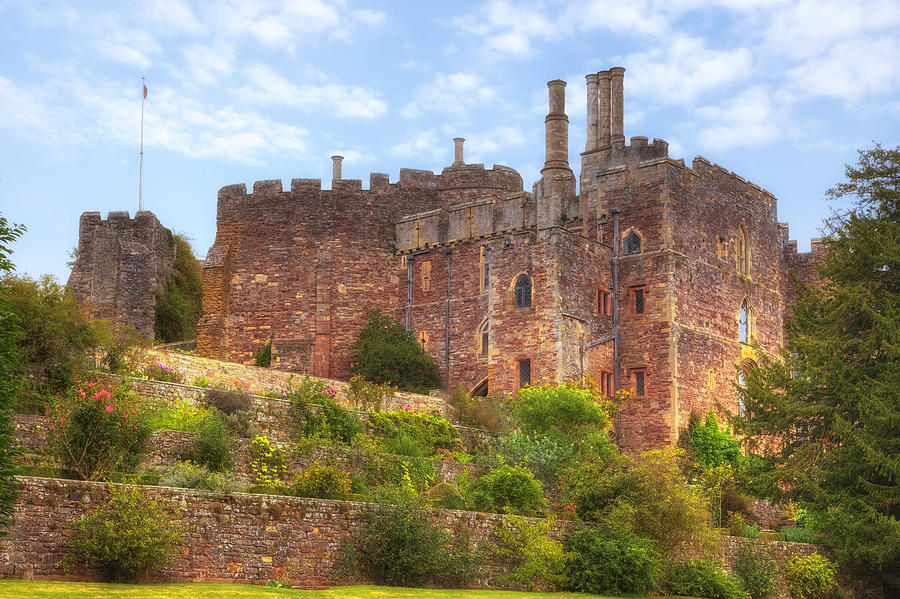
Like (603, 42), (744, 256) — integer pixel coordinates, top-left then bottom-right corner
(143, 84), (148, 99)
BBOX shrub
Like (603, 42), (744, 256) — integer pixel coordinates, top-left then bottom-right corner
(254, 339), (272, 367)
(293, 460), (351, 499)
(347, 375), (394, 412)
(466, 464), (546, 516)
(142, 362), (184, 384)
(735, 543), (778, 599)
(158, 461), (242, 492)
(189, 413), (233, 472)
(350, 309), (441, 393)
(370, 409), (456, 455)
(154, 234), (202, 343)
(288, 377), (361, 445)
(425, 482), (465, 510)
(494, 515), (568, 591)
(515, 382), (614, 446)
(65, 485), (182, 582)
(206, 388), (253, 416)
(662, 558), (750, 599)
(0, 292), (22, 536)
(343, 499), (481, 587)
(690, 410), (742, 470)
(383, 433), (424, 458)
(146, 399), (212, 432)
(782, 526), (818, 544)
(192, 375), (211, 388)
(248, 436), (286, 487)
(495, 431), (573, 486)
(49, 380), (150, 480)
(448, 387), (508, 434)
(741, 523), (762, 538)
(564, 530), (660, 595)
(782, 554), (837, 599)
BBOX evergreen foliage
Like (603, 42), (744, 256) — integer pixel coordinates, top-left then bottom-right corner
(154, 234), (202, 343)
(736, 145), (900, 575)
(564, 529), (660, 595)
(350, 309), (441, 393)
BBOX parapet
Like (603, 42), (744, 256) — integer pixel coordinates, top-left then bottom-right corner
(399, 168), (437, 189)
(437, 163), (524, 196)
(690, 157), (775, 203)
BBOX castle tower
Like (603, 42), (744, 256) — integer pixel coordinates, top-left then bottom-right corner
(537, 79), (576, 231)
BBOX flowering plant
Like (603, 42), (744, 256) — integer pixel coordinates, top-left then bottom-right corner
(49, 379), (150, 480)
(142, 362), (184, 383)
(248, 435), (287, 487)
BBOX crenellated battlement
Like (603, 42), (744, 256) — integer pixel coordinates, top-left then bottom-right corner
(689, 156), (775, 203)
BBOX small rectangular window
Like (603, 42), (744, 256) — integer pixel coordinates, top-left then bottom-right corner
(597, 289), (610, 316)
(632, 369), (646, 397)
(599, 370), (613, 397)
(518, 358), (531, 389)
(633, 287), (645, 315)
(480, 245), (490, 293)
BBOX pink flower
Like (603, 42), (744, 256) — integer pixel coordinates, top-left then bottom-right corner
(105, 406), (114, 413)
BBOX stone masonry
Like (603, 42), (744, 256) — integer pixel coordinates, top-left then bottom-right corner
(188, 68), (824, 452)
(67, 210), (175, 339)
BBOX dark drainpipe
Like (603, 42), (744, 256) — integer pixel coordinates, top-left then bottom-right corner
(405, 255), (414, 331)
(612, 207), (621, 445)
(444, 247), (453, 387)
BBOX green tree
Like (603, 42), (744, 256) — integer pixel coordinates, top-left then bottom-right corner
(736, 145), (899, 575)
(0, 212), (25, 536)
(350, 309), (441, 393)
(154, 234), (203, 343)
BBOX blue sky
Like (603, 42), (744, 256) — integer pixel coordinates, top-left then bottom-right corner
(1, 0), (899, 282)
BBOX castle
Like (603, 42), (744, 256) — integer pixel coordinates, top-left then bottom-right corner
(70, 68), (823, 451)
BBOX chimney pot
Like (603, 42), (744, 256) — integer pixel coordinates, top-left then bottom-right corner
(331, 155), (343, 181)
(452, 138), (465, 166)
(609, 67), (626, 144)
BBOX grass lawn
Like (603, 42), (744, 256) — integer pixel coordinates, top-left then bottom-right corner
(0, 581), (661, 598)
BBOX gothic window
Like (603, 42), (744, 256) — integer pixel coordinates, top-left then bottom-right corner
(624, 230), (642, 255)
(599, 370), (613, 398)
(480, 320), (489, 356)
(480, 245), (491, 293)
(739, 298), (750, 344)
(737, 370), (746, 418)
(632, 368), (646, 397)
(514, 275), (532, 308)
(737, 226), (749, 275)
(517, 358), (532, 389)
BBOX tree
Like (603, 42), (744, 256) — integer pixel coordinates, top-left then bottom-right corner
(350, 310), (441, 394)
(736, 145), (899, 575)
(154, 234), (203, 343)
(0, 212), (25, 535)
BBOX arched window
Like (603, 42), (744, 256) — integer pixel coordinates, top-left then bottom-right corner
(480, 320), (489, 356)
(739, 298), (750, 344)
(514, 275), (532, 308)
(737, 370), (746, 418)
(737, 226), (749, 275)
(624, 230), (642, 255)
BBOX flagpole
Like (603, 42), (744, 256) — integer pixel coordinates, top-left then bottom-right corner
(139, 76), (145, 213)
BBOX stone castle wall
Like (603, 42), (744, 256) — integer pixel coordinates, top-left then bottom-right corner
(67, 211), (175, 339)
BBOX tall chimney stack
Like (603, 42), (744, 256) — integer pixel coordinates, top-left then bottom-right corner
(610, 67), (625, 144)
(543, 80), (570, 172)
(598, 70), (611, 150)
(585, 74), (599, 153)
(452, 138), (465, 166)
(331, 155), (343, 181)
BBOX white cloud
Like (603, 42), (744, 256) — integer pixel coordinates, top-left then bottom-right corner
(140, 0), (204, 35)
(625, 36), (753, 106)
(694, 85), (780, 150)
(785, 37), (900, 100)
(389, 130), (445, 161)
(401, 72), (499, 119)
(236, 64), (387, 118)
(179, 41), (236, 86)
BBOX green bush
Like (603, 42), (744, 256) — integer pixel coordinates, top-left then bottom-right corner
(189, 413), (233, 472)
(64, 485), (182, 582)
(350, 309), (441, 394)
(206, 389), (253, 416)
(514, 382), (613, 446)
(142, 362), (185, 383)
(347, 374), (394, 412)
(735, 543), (779, 599)
(343, 499), (481, 587)
(146, 399), (213, 432)
(154, 234), (202, 343)
(253, 339), (272, 367)
(425, 482), (465, 510)
(494, 515), (569, 591)
(370, 409), (456, 455)
(782, 526), (818, 544)
(383, 433), (425, 458)
(288, 377), (361, 445)
(0, 290), (22, 536)
(247, 436), (286, 487)
(662, 558), (750, 599)
(293, 460), (351, 499)
(564, 529), (660, 595)
(448, 387), (508, 434)
(690, 410), (742, 470)
(782, 554), (837, 599)
(495, 431), (573, 486)
(741, 523), (762, 538)
(466, 464), (546, 516)
(158, 461), (242, 492)
(49, 380), (151, 480)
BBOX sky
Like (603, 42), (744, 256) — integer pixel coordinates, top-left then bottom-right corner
(1, 0), (899, 283)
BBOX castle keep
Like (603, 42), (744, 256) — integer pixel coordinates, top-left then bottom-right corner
(73, 69), (823, 451)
